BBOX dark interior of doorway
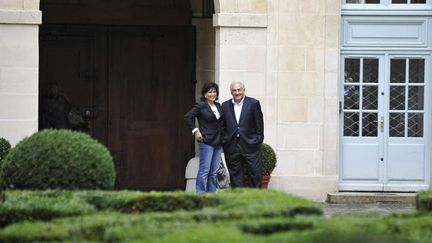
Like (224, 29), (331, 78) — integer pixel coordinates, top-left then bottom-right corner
(39, 0), (196, 191)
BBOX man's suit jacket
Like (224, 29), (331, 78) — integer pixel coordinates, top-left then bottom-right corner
(184, 100), (224, 147)
(222, 96), (264, 154)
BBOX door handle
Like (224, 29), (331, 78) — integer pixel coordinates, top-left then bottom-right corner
(380, 116), (384, 133)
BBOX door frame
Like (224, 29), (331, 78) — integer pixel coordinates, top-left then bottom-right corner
(339, 52), (431, 191)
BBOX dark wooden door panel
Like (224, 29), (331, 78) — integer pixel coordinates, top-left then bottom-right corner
(40, 25), (195, 190)
(109, 26), (195, 190)
(124, 126), (178, 188)
(39, 26), (108, 145)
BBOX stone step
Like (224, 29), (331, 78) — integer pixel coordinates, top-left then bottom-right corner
(327, 192), (417, 205)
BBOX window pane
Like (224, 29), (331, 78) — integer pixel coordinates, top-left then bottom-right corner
(389, 113), (405, 137)
(365, 0), (380, 3)
(344, 112), (359, 136)
(409, 59), (424, 83)
(390, 86), (405, 110)
(363, 86), (378, 110)
(346, 0), (361, 3)
(392, 0), (407, 3)
(363, 59), (378, 83)
(408, 86), (424, 110)
(411, 0), (426, 3)
(408, 113), (423, 137)
(345, 59), (360, 83)
(344, 85), (360, 109)
(363, 113), (378, 137)
(390, 59), (406, 83)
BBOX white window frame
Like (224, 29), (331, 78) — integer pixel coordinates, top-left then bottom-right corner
(342, 0), (432, 10)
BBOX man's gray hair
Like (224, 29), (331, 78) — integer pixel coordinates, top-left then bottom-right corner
(230, 81), (245, 91)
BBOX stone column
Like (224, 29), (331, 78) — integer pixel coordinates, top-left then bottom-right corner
(0, 0), (41, 145)
(213, 1), (268, 103)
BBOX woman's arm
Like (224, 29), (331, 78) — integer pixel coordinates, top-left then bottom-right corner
(184, 102), (201, 131)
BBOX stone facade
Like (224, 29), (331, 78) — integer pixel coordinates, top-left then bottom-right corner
(0, 0), (41, 145)
(0, 0), (342, 201)
(212, 0), (340, 201)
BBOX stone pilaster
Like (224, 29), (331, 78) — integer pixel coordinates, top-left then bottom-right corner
(0, 0), (41, 145)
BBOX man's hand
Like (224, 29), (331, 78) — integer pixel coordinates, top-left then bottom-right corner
(194, 131), (203, 143)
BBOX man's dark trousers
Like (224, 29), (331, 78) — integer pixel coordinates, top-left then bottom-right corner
(225, 138), (262, 187)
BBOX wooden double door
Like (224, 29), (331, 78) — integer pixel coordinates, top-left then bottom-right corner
(40, 25), (195, 190)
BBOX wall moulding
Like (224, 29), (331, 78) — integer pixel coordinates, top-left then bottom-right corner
(342, 16), (429, 48)
(0, 10), (41, 24)
(213, 13), (267, 28)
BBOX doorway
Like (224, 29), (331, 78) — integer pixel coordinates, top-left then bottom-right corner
(39, 25), (195, 190)
(340, 54), (430, 191)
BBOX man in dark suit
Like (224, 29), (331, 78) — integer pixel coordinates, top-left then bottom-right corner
(222, 81), (264, 188)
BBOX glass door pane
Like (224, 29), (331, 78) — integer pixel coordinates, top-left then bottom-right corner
(392, 0), (426, 3)
(344, 57), (379, 137)
(389, 58), (425, 138)
(346, 0), (381, 3)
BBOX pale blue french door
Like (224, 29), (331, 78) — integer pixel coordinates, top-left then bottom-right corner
(340, 54), (430, 191)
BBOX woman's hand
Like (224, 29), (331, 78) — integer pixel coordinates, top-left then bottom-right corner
(194, 131), (203, 143)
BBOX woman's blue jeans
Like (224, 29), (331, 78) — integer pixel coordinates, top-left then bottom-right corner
(196, 142), (222, 194)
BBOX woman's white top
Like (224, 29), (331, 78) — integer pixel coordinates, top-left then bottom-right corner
(210, 105), (220, 120)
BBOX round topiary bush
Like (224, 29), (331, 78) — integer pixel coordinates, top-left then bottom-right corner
(262, 143), (277, 176)
(0, 137), (11, 162)
(0, 129), (116, 190)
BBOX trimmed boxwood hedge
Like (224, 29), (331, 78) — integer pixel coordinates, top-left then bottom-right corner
(0, 189), (317, 228)
(2, 189), (432, 242)
(416, 190), (432, 212)
(0, 129), (115, 190)
(0, 190), (95, 228)
(0, 189), (322, 242)
(262, 143), (277, 176)
(0, 137), (11, 163)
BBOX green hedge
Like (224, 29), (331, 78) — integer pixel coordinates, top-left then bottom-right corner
(0, 189), (319, 227)
(0, 190), (95, 227)
(0, 129), (115, 190)
(0, 190), (222, 227)
(3, 189), (432, 242)
(0, 138), (11, 163)
(416, 191), (432, 212)
(4, 210), (432, 242)
(80, 190), (221, 213)
(3, 190), (432, 242)
(0, 189), (322, 242)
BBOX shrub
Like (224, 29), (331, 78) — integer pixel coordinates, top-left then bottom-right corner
(81, 190), (221, 213)
(0, 137), (11, 162)
(261, 143), (277, 176)
(0, 189), (322, 242)
(416, 191), (432, 211)
(0, 129), (115, 190)
(0, 190), (96, 227)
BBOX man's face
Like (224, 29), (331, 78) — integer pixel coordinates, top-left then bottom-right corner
(231, 83), (245, 103)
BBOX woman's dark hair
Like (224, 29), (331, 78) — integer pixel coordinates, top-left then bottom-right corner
(201, 82), (219, 101)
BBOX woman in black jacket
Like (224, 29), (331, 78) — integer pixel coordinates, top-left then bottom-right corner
(184, 82), (224, 193)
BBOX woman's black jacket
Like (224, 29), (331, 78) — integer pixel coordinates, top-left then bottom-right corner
(184, 100), (224, 147)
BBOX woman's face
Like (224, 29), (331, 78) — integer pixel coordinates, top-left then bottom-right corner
(204, 88), (217, 103)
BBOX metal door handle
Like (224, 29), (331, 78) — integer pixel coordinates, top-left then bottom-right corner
(380, 116), (384, 132)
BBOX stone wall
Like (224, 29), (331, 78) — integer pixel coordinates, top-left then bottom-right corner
(0, 0), (41, 145)
(213, 0), (341, 201)
(265, 0), (340, 201)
